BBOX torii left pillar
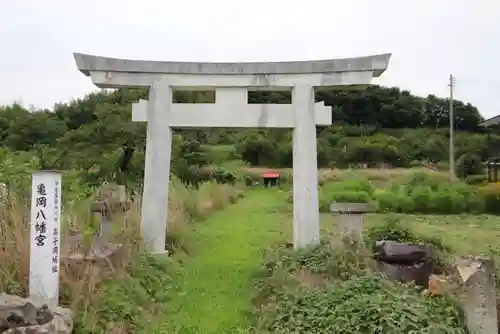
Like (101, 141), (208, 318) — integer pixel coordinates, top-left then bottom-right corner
(140, 78), (172, 254)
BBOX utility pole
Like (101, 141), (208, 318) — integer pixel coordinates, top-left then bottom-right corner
(449, 74), (455, 178)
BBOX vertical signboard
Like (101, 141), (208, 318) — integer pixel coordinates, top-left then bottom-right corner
(29, 171), (61, 307)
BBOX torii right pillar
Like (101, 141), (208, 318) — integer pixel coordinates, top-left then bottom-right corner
(292, 84), (321, 248)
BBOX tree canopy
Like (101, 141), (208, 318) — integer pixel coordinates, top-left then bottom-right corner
(0, 85), (494, 185)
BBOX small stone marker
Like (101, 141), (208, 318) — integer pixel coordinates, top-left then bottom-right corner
(90, 183), (129, 240)
(29, 171), (62, 308)
(454, 256), (497, 334)
(330, 202), (370, 242)
(62, 183), (129, 268)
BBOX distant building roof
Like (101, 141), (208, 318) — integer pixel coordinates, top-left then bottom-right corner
(480, 115), (500, 127)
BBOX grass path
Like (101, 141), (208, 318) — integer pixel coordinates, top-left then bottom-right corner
(157, 189), (288, 334)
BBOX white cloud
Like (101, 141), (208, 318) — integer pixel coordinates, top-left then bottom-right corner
(1, 0), (499, 117)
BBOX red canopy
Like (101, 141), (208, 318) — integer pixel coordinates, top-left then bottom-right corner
(263, 172), (280, 178)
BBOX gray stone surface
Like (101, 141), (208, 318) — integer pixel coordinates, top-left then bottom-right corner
(139, 78), (172, 253)
(91, 183), (130, 240)
(454, 256), (498, 334)
(337, 214), (364, 241)
(292, 85), (320, 248)
(74, 53), (391, 76)
(131, 98), (332, 127)
(73, 53), (392, 89)
(62, 234), (122, 262)
(330, 202), (371, 241)
(0, 294), (73, 334)
(329, 202), (371, 214)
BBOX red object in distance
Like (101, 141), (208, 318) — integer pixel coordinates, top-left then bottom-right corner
(263, 172), (280, 178)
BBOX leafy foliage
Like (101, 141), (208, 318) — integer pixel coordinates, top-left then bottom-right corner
(456, 153), (483, 179)
(255, 241), (466, 333)
(364, 215), (453, 272)
(373, 173), (484, 214)
(0, 85), (493, 178)
(73, 255), (172, 333)
(478, 183), (500, 215)
(313, 171), (500, 215)
(263, 276), (466, 333)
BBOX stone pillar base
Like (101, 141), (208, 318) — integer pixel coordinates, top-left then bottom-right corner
(61, 233), (124, 279)
(453, 256), (497, 334)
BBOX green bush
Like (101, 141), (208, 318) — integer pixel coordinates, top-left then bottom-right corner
(261, 276), (466, 333)
(465, 174), (487, 185)
(73, 254), (171, 333)
(337, 177), (374, 195)
(319, 190), (371, 212)
(373, 188), (414, 213)
(374, 172), (483, 214)
(406, 171), (449, 190)
(330, 190), (370, 203)
(212, 167), (237, 184)
(456, 153), (483, 179)
(365, 215), (452, 254)
(478, 183), (500, 214)
(319, 178), (374, 211)
(256, 241), (465, 334)
(365, 215), (453, 274)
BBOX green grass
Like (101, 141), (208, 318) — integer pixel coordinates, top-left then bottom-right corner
(320, 213), (500, 255)
(141, 188), (500, 333)
(156, 188), (288, 334)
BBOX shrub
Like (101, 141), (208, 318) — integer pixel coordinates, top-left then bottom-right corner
(465, 174), (487, 185)
(336, 177), (374, 195)
(319, 178), (374, 212)
(478, 183), (500, 214)
(365, 215), (452, 254)
(373, 188), (414, 213)
(456, 153), (483, 179)
(374, 172), (483, 214)
(406, 171), (449, 190)
(1, 174), (244, 332)
(261, 276), (466, 333)
(256, 240), (465, 333)
(212, 167), (237, 185)
(365, 215), (452, 273)
(330, 190), (370, 203)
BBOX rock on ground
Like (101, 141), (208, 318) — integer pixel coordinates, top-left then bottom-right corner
(0, 294), (73, 334)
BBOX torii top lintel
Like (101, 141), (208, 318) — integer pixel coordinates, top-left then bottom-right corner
(73, 53), (391, 89)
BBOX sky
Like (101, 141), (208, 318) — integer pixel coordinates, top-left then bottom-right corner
(1, 0), (499, 118)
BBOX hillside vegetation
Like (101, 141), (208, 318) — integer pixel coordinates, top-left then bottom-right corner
(0, 85), (494, 187)
(0, 85), (497, 332)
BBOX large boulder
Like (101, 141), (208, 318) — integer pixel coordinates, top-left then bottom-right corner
(0, 294), (73, 333)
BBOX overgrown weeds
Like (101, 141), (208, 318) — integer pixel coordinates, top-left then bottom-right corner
(253, 220), (467, 333)
(316, 171), (500, 215)
(0, 177), (244, 333)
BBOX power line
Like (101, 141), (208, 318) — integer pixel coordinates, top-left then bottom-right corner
(449, 74), (456, 178)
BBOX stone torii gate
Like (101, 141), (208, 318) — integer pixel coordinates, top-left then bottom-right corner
(74, 52), (391, 253)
